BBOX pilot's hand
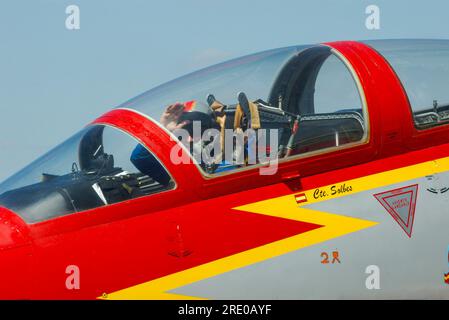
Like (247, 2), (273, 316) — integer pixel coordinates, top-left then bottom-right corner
(160, 103), (190, 132)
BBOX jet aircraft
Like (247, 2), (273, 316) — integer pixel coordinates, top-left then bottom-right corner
(1, 39), (449, 299)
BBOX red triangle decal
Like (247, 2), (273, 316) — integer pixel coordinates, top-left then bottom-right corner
(373, 184), (418, 238)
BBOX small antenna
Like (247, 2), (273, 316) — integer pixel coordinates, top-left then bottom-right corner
(433, 100), (438, 113)
(71, 162), (79, 174)
(278, 95), (283, 109)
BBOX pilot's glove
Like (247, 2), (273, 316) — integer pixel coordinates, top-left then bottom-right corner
(160, 103), (190, 132)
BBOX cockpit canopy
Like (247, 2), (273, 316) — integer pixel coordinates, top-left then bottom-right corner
(119, 43), (367, 173)
(119, 44), (365, 123)
(1, 39), (449, 223)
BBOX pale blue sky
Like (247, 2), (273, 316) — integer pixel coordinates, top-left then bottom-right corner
(0, 0), (448, 180)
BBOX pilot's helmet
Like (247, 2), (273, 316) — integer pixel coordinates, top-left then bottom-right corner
(178, 110), (219, 139)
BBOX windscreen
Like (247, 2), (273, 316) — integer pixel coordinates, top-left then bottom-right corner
(0, 125), (173, 223)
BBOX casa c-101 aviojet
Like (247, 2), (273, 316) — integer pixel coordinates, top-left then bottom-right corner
(1, 39), (449, 299)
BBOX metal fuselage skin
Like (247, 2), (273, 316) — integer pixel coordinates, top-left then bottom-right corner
(1, 41), (448, 299)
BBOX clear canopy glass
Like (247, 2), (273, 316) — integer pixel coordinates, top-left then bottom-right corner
(118, 46), (306, 120)
(0, 125), (173, 223)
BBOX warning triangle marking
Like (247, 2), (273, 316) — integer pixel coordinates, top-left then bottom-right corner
(373, 184), (418, 238)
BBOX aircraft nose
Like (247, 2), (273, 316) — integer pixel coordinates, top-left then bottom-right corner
(0, 207), (30, 250)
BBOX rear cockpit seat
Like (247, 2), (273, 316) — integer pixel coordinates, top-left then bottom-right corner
(289, 112), (364, 155)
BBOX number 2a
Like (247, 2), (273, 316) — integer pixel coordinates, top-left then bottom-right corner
(321, 252), (329, 264)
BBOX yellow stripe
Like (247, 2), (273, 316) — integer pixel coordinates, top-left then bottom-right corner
(300, 158), (445, 206)
(105, 208), (375, 300)
(104, 156), (449, 300)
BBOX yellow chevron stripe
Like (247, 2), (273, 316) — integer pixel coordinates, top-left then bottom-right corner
(104, 207), (375, 300)
(103, 156), (449, 300)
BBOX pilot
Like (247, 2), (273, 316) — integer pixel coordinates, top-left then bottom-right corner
(130, 144), (171, 185)
(130, 102), (226, 181)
